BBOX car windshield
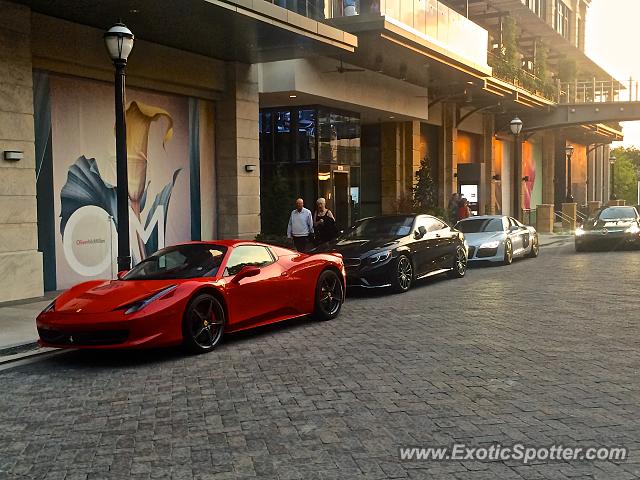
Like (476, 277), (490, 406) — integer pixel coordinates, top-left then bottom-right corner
(123, 244), (227, 280)
(342, 216), (415, 239)
(456, 218), (504, 233)
(598, 207), (637, 221)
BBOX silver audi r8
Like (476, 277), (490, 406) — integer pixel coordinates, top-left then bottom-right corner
(455, 215), (539, 265)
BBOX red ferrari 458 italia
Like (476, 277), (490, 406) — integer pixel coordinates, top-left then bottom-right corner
(37, 241), (345, 353)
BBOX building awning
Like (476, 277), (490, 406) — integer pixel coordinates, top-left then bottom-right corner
(12, 0), (357, 62)
(328, 14), (492, 88)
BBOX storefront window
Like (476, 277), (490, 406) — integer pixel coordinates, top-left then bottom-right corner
(260, 106), (361, 234)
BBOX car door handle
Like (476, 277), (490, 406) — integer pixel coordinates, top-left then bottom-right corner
(281, 271), (288, 277)
(435, 234), (441, 238)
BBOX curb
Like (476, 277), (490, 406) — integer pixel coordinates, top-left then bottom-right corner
(0, 341), (40, 357)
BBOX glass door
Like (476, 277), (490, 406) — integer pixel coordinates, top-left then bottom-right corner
(333, 170), (350, 231)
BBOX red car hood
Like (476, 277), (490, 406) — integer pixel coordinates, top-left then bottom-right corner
(53, 279), (179, 314)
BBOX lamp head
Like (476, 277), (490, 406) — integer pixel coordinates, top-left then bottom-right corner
(509, 116), (523, 135)
(104, 23), (134, 63)
(609, 155), (617, 165)
(565, 144), (575, 157)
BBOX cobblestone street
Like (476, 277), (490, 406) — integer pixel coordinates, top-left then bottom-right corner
(1, 244), (640, 479)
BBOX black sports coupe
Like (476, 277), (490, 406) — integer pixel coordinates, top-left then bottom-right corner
(575, 206), (640, 251)
(316, 214), (468, 293)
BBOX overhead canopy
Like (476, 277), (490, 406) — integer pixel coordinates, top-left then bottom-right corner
(12, 0), (357, 63)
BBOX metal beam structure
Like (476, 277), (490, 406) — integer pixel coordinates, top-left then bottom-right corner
(514, 102), (640, 132)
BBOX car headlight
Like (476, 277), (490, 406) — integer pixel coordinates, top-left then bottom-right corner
(479, 241), (500, 249)
(123, 285), (178, 315)
(368, 250), (392, 264)
(625, 223), (640, 234)
(575, 226), (585, 237)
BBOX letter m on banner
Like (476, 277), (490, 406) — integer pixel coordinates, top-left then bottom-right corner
(130, 205), (165, 262)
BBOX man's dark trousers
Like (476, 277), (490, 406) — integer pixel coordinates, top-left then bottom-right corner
(293, 235), (310, 252)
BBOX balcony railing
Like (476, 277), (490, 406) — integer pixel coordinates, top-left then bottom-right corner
(264, 0), (489, 67)
(487, 52), (557, 100)
(558, 79), (636, 104)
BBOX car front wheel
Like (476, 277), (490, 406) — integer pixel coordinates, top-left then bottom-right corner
(391, 254), (413, 293)
(448, 246), (467, 278)
(182, 293), (226, 354)
(503, 240), (513, 265)
(312, 270), (344, 321)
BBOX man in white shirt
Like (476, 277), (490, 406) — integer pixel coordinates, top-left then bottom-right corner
(287, 198), (314, 252)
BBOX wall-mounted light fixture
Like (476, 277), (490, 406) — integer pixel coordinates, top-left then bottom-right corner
(245, 164), (256, 173)
(3, 150), (24, 161)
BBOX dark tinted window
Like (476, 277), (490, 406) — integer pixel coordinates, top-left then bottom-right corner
(598, 207), (637, 221)
(456, 218), (504, 233)
(124, 244), (227, 280)
(417, 216), (446, 233)
(224, 246), (274, 276)
(343, 216), (414, 239)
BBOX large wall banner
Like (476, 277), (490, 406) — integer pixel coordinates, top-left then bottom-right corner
(47, 75), (192, 289)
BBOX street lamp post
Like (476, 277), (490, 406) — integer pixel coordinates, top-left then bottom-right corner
(609, 155), (617, 200)
(510, 116), (523, 219)
(565, 144), (575, 203)
(104, 23), (135, 272)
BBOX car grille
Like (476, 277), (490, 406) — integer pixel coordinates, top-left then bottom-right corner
(477, 247), (498, 258)
(344, 258), (361, 268)
(38, 328), (129, 346)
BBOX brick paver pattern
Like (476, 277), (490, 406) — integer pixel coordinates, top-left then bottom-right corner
(1, 244), (639, 479)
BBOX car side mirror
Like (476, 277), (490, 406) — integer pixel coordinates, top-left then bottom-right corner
(117, 270), (128, 280)
(231, 265), (260, 284)
(415, 226), (427, 239)
(509, 226), (519, 233)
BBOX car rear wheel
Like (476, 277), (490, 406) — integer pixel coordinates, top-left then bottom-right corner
(312, 270), (344, 321)
(391, 254), (413, 293)
(182, 293), (225, 353)
(527, 235), (540, 258)
(503, 240), (513, 265)
(448, 246), (467, 278)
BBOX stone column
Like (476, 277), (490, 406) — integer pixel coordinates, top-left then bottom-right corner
(216, 62), (260, 239)
(0, 1), (43, 302)
(380, 121), (420, 214)
(588, 201), (601, 215)
(594, 144), (603, 202)
(536, 204), (554, 233)
(381, 122), (402, 214)
(439, 103), (457, 207)
(562, 202), (577, 231)
(404, 120), (421, 197)
(481, 113), (494, 215)
(541, 132), (555, 205)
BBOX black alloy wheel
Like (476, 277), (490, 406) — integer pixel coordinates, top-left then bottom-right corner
(448, 247), (468, 278)
(313, 270), (344, 321)
(392, 255), (413, 293)
(503, 240), (513, 265)
(182, 293), (225, 353)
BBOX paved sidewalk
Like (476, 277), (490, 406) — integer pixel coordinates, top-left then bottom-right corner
(538, 232), (573, 246)
(0, 291), (59, 352)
